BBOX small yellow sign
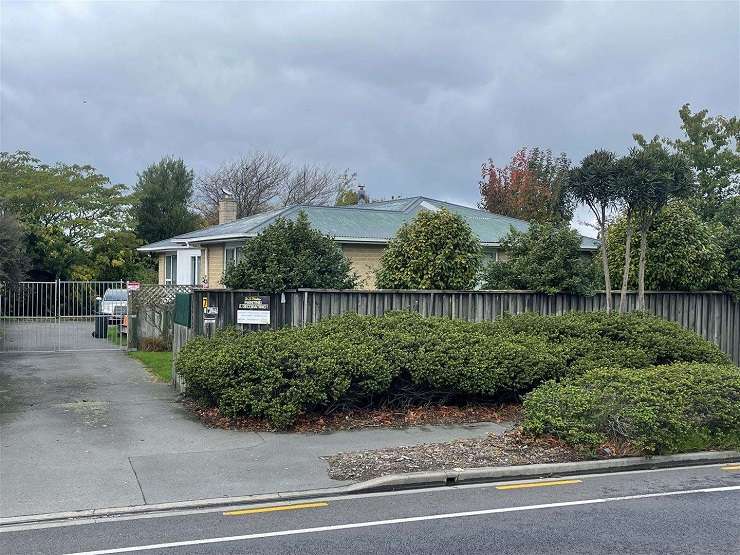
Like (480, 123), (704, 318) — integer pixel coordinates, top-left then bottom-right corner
(202, 296), (208, 309)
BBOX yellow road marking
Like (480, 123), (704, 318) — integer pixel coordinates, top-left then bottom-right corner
(721, 465), (740, 471)
(496, 479), (582, 490)
(224, 501), (328, 516)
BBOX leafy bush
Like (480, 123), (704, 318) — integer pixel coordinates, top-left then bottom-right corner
(490, 311), (728, 370)
(222, 212), (357, 292)
(375, 208), (482, 289)
(176, 310), (730, 428)
(606, 200), (728, 291)
(522, 363), (740, 454)
(482, 222), (596, 294)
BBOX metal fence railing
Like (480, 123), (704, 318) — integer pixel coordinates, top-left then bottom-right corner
(0, 281), (130, 353)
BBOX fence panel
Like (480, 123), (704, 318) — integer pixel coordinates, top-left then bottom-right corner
(291, 290), (739, 364)
(128, 285), (193, 350)
(182, 289), (739, 365)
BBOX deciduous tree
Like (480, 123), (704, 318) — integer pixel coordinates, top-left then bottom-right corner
(335, 170), (362, 206)
(0, 210), (28, 284)
(479, 147), (573, 223)
(0, 151), (125, 246)
(197, 152), (342, 222)
(280, 164), (338, 207)
(667, 104), (739, 219)
(75, 231), (156, 283)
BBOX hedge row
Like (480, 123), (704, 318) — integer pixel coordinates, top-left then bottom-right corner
(176, 311), (729, 428)
(522, 363), (740, 454)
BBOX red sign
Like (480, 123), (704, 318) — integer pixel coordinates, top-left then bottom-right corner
(126, 281), (140, 291)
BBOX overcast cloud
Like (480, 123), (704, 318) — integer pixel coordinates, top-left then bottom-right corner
(1, 1), (738, 232)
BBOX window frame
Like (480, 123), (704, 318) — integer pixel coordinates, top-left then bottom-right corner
(164, 254), (177, 285)
(224, 245), (242, 269)
(190, 254), (201, 285)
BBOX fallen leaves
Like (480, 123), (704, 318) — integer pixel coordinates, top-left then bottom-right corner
(324, 429), (592, 481)
(182, 399), (521, 433)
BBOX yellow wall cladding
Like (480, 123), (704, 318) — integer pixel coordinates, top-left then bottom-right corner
(341, 243), (386, 289)
(158, 243), (501, 288)
(206, 244), (225, 288)
(158, 253), (166, 284)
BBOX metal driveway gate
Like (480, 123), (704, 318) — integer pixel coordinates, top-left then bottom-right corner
(0, 281), (129, 352)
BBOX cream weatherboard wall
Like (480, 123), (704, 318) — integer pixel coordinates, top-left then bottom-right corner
(341, 244), (385, 288)
(158, 242), (502, 288)
(158, 254), (166, 284)
(196, 242), (386, 289)
(204, 244), (225, 288)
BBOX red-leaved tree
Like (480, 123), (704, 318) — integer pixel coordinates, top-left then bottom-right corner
(479, 147), (573, 223)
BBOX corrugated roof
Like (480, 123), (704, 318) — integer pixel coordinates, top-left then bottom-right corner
(137, 196), (599, 251)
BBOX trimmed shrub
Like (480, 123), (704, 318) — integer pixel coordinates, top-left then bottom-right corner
(176, 310), (731, 428)
(222, 212), (357, 292)
(489, 311), (728, 369)
(375, 208), (482, 290)
(481, 222), (595, 294)
(522, 363), (740, 454)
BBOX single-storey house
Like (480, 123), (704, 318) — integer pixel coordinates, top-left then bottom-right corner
(138, 196), (599, 288)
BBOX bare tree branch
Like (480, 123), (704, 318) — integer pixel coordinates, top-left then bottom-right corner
(280, 164), (338, 207)
(196, 152), (340, 223)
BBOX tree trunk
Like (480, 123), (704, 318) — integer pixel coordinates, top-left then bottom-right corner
(637, 227), (648, 311)
(601, 221), (612, 313)
(619, 212), (633, 314)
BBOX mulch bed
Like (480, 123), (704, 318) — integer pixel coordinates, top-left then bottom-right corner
(323, 429), (615, 481)
(183, 399), (521, 433)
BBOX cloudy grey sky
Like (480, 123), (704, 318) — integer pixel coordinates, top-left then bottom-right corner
(1, 0), (738, 230)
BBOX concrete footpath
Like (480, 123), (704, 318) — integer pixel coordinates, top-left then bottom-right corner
(0, 351), (508, 519)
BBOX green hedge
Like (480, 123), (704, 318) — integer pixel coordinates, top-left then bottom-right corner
(522, 363), (740, 454)
(176, 311), (730, 428)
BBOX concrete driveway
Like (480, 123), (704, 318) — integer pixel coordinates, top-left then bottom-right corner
(0, 320), (125, 352)
(0, 351), (507, 519)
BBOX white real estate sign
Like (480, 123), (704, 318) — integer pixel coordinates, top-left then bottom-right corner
(236, 295), (271, 325)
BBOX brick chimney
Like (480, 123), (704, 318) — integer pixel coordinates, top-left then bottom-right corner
(218, 193), (237, 224)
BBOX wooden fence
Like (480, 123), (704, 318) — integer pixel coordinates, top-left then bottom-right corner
(179, 289), (740, 366)
(172, 322), (194, 392)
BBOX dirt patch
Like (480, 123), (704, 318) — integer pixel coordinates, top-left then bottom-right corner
(323, 429), (607, 481)
(183, 399), (521, 433)
(56, 400), (111, 427)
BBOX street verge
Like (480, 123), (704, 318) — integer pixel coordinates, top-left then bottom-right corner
(2, 450), (737, 528)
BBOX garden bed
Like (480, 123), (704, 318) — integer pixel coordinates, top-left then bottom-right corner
(176, 311), (729, 429)
(183, 399), (521, 433)
(324, 429), (611, 481)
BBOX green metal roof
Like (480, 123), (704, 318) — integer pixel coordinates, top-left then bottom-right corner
(138, 196), (599, 251)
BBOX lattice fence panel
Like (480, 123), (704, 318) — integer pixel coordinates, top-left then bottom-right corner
(129, 285), (194, 310)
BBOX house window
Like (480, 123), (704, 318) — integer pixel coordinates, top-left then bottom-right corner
(164, 254), (177, 285)
(224, 246), (242, 268)
(190, 255), (201, 285)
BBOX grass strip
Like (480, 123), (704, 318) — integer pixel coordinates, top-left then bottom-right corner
(130, 350), (173, 383)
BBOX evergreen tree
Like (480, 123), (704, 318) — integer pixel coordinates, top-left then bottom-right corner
(132, 157), (200, 244)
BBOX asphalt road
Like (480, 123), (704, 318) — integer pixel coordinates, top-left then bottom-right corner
(2, 463), (738, 554)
